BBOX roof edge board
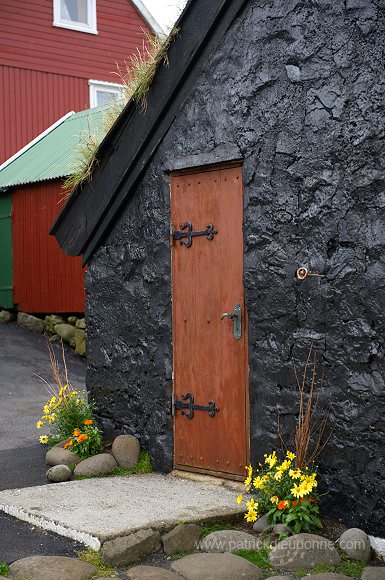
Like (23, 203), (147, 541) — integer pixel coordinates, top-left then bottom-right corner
(130, 0), (165, 36)
(0, 111), (75, 173)
(79, 0), (246, 263)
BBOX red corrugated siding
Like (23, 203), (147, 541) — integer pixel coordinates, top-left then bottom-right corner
(12, 181), (85, 313)
(0, 0), (150, 78)
(0, 0), (150, 162)
(0, 67), (89, 163)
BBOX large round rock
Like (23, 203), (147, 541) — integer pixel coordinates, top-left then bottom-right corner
(112, 435), (140, 468)
(171, 553), (263, 579)
(338, 528), (371, 562)
(162, 523), (201, 555)
(46, 447), (81, 467)
(253, 513), (271, 533)
(362, 567), (385, 580)
(9, 556), (95, 580)
(74, 453), (117, 476)
(269, 533), (340, 570)
(199, 530), (262, 552)
(46, 464), (72, 483)
(127, 565), (181, 579)
(301, 574), (351, 580)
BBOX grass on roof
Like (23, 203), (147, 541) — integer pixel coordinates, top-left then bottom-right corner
(63, 28), (179, 193)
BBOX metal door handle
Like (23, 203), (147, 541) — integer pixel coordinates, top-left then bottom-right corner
(221, 312), (235, 320)
(220, 304), (242, 340)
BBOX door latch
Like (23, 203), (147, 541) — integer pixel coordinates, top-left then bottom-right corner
(221, 304), (242, 340)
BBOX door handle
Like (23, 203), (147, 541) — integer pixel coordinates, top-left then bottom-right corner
(220, 304), (242, 340)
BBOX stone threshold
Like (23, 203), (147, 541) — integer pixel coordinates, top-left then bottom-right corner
(0, 473), (243, 551)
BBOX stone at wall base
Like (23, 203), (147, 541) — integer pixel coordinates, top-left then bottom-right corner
(17, 312), (44, 333)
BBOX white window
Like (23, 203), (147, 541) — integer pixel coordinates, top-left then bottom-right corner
(89, 80), (124, 108)
(53, 0), (97, 34)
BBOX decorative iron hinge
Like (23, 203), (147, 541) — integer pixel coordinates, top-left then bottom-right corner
(173, 392), (219, 420)
(172, 221), (218, 248)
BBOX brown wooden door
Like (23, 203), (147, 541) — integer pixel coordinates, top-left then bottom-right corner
(171, 164), (248, 478)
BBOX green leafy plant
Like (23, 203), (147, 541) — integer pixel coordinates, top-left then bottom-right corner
(36, 342), (103, 454)
(237, 346), (333, 534)
(63, 420), (102, 460)
(0, 562), (9, 576)
(237, 450), (322, 534)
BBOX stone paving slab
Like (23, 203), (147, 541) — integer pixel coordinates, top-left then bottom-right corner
(0, 473), (242, 550)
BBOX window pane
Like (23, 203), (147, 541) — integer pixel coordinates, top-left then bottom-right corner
(60, 0), (88, 24)
(96, 90), (120, 106)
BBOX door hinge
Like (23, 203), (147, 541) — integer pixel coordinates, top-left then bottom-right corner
(173, 392), (219, 420)
(171, 393), (176, 417)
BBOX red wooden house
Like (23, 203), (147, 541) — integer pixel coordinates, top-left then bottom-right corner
(0, 0), (161, 164)
(0, 107), (106, 313)
(0, 0), (161, 312)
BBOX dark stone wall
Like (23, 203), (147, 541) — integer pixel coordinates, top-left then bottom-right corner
(86, 0), (385, 533)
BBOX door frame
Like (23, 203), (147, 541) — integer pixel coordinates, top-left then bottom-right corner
(170, 161), (250, 481)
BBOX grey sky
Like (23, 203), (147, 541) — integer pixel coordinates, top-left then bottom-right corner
(142, 0), (188, 32)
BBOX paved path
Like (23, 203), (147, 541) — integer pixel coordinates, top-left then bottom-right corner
(0, 322), (86, 563)
(0, 322), (85, 451)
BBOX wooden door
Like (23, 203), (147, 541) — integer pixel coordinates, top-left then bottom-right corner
(171, 164), (248, 478)
(0, 193), (13, 309)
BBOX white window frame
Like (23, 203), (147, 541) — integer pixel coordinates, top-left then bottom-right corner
(89, 80), (124, 108)
(53, 0), (97, 34)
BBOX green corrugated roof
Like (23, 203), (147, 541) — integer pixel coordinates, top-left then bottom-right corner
(0, 106), (107, 189)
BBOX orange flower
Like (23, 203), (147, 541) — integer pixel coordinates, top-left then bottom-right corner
(77, 434), (88, 443)
(277, 500), (289, 510)
(84, 419), (93, 426)
(64, 439), (73, 449)
(292, 500), (298, 507)
(73, 429), (80, 437)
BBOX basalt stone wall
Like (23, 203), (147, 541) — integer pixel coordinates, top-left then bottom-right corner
(86, 0), (385, 533)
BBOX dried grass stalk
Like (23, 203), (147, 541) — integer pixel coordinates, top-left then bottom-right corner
(292, 344), (333, 468)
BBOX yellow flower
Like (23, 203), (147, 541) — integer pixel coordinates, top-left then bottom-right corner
(276, 459), (291, 472)
(244, 476), (252, 488)
(39, 435), (49, 444)
(270, 495), (279, 505)
(244, 508), (258, 523)
(286, 451), (296, 461)
(237, 494), (243, 504)
(43, 405), (50, 414)
(289, 468), (302, 479)
(264, 451), (277, 468)
(253, 476), (265, 490)
(246, 498), (258, 511)
(274, 471), (283, 481)
(36, 420), (43, 429)
(291, 481), (313, 498)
